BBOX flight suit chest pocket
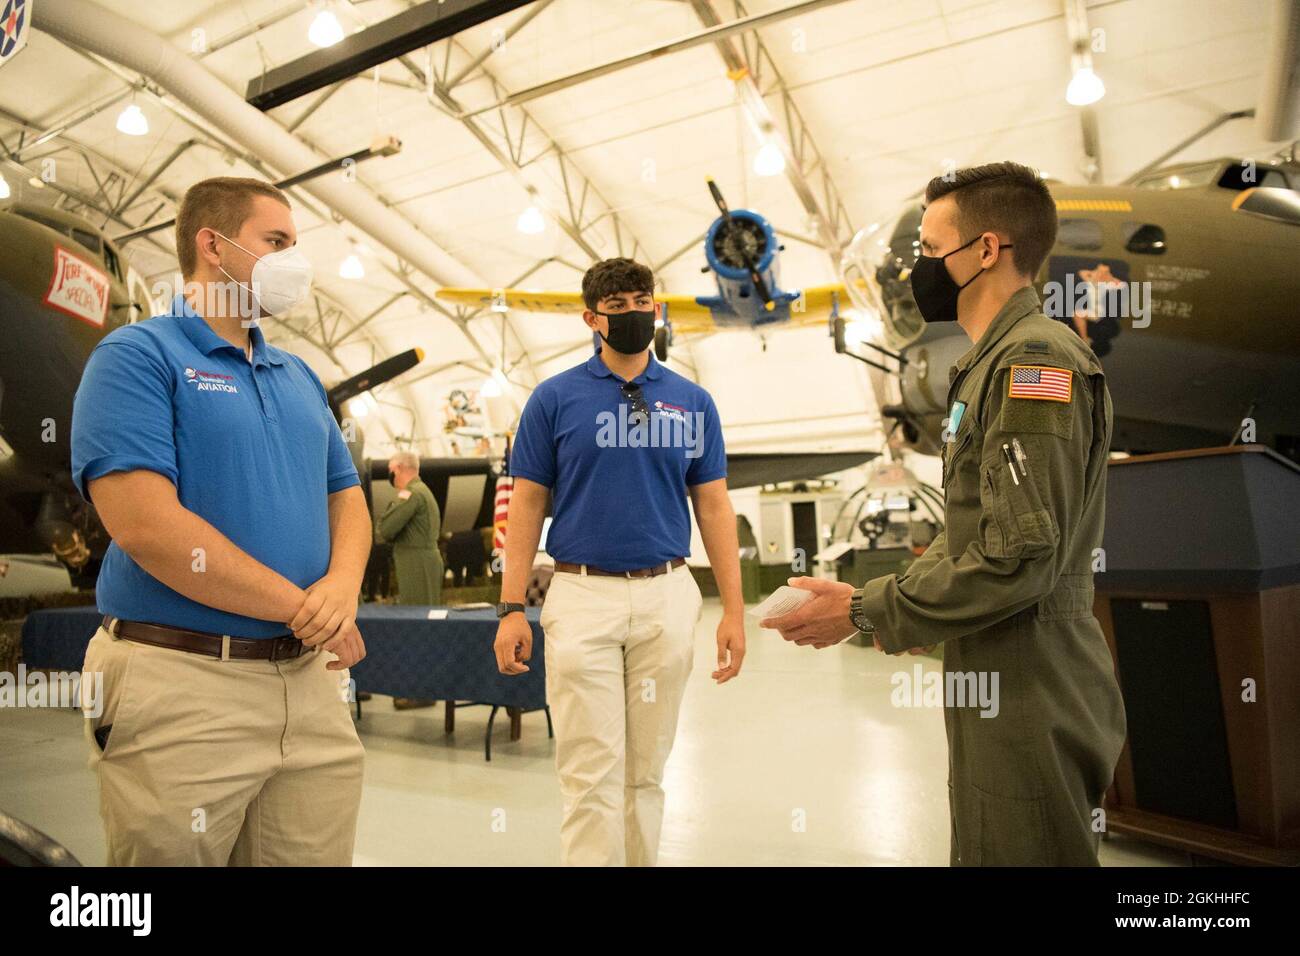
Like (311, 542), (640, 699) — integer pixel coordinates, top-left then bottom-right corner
(982, 442), (1058, 560)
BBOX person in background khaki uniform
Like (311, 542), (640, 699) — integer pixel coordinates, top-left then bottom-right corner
(764, 162), (1126, 866)
(377, 451), (443, 711)
(377, 451), (443, 605)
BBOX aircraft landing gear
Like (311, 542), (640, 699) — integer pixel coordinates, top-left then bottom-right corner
(655, 325), (670, 361)
(832, 315), (847, 353)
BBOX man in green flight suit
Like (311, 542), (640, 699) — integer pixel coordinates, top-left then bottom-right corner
(377, 451), (443, 604)
(763, 161), (1127, 866)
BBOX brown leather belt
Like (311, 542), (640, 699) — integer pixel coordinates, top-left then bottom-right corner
(553, 557), (686, 579)
(102, 615), (306, 662)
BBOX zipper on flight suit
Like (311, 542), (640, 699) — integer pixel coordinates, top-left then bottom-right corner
(943, 426), (974, 488)
(941, 367), (975, 488)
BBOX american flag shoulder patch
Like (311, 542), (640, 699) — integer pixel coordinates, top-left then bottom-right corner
(1008, 365), (1072, 403)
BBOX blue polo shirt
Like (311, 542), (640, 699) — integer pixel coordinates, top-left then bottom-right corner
(71, 294), (359, 638)
(510, 348), (727, 571)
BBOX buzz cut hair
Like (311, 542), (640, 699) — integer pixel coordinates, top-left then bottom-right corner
(581, 257), (655, 312)
(175, 177), (291, 278)
(390, 451), (420, 471)
(923, 161), (1058, 280)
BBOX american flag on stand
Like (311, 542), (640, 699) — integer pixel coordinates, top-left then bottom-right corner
(493, 475), (514, 552)
(1008, 365), (1072, 402)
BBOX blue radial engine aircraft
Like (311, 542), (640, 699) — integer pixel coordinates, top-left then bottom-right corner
(436, 178), (849, 360)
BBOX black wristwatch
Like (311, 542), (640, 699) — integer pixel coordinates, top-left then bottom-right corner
(496, 601), (526, 619)
(848, 588), (876, 634)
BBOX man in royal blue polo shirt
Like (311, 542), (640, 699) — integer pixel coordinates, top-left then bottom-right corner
(493, 257), (746, 866)
(70, 177), (372, 865)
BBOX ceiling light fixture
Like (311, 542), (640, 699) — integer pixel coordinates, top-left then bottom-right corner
(754, 142), (785, 177)
(339, 252), (364, 279)
(517, 205), (546, 235)
(1066, 65), (1105, 106)
(308, 8), (345, 48)
(116, 103), (149, 136)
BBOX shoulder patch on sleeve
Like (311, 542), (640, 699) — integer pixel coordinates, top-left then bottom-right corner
(1001, 396), (1074, 439)
(1023, 340), (1050, 353)
(1008, 365), (1072, 403)
(398, 489), (412, 500)
(999, 366), (1075, 439)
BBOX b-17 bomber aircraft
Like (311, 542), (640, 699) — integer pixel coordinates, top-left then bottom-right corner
(0, 202), (421, 586)
(838, 154), (1300, 460)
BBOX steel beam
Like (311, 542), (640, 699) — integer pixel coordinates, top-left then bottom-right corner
(245, 0), (537, 111)
(687, 0), (854, 265)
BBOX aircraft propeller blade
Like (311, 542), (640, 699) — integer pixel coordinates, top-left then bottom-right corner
(748, 264), (774, 307)
(326, 348), (424, 420)
(706, 176), (731, 222)
(706, 177), (774, 308)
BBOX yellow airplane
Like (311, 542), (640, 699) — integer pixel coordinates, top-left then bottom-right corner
(436, 179), (855, 360)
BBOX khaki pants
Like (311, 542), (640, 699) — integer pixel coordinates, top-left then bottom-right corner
(80, 626), (365, 866)
(540, 563), (703, 866)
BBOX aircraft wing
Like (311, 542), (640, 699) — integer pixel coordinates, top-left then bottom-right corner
(435, 287), (717, 326)
(787, 283), (850, 327)
(725, 450), (877, 489)
(435, 284), (850, 334)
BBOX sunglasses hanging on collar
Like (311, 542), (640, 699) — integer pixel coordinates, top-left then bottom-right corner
(620, 381), (650, 425)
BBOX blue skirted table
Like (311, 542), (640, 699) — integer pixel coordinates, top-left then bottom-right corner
(350, 605), (550, 759)
(20, 604), (550, 761)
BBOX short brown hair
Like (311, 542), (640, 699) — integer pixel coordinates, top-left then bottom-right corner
(581, 257), (655, 311)
(923, 161), (1057, 279)
(175, 177), (290, 277)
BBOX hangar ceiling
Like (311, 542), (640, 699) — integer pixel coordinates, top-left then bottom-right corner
(0, 0), (1290, 461)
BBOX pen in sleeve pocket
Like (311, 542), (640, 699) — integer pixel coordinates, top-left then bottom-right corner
(1001, 443), (1020, 486)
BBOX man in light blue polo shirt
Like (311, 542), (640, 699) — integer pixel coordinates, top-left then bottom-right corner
(493, 257), (746, 866)
(70, 177), (373, 866)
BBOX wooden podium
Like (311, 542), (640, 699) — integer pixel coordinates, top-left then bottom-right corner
(1094, 445), (1300, 865)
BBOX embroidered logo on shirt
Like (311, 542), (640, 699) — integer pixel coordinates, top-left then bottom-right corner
(596, 404), (705, 458)
(184, 366), (239, 394)
(1008, 365), (1071, 403)
(653, 400), (689, 423)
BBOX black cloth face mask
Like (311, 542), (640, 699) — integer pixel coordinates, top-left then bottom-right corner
(909, 235), (1011, 323)
(595, 308), (656, 354)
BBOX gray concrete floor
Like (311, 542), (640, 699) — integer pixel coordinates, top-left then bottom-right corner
(1, 597), (1187, 866)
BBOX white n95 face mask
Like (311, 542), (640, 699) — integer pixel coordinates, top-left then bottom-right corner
(214, 230), (313, 316)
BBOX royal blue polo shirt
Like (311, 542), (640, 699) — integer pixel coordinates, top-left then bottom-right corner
(71, 294), (359, 638)
(510, 348), (727, 571)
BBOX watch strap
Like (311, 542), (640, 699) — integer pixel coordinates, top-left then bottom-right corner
(496, 601), (526, 619)
(849, 588), (876, 634)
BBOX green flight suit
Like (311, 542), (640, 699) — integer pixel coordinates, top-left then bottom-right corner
(377, 478), (443, 605)
(860, 286), (1127, 866)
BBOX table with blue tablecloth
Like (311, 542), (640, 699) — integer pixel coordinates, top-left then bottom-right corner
(20, 603), (550, 760)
